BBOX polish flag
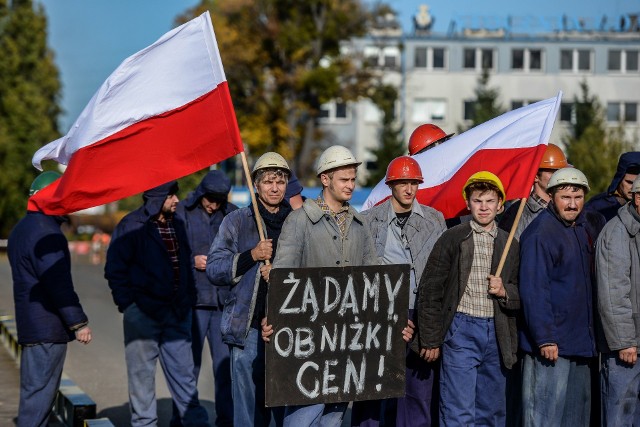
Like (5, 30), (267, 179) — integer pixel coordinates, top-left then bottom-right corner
(362, 93), (562, 218)
(29, 12), (243, 215)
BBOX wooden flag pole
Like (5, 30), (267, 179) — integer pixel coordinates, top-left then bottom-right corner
(495, 197), (527, 277)
(239, 151), (270, 265)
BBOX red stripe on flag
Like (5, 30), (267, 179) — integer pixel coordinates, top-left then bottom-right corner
(412, 145), (547, 219)
(29, 82), (243, 215)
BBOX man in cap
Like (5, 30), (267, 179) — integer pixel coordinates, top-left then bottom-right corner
(262, 145), (414, 426)
(596, 175), (640, 426)
(8, 171), (92, 427)
(105, 181), (209, 427)
(500, 143), (570, 239)
(171, 170), (238, 427)
(519, 168), (605, 426)
(417, 171), (521, 426)
(206, 152), (292, 427)
(353, 156), (446, 426)
(586, 152), (640, 222)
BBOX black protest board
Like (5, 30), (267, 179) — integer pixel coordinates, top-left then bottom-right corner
(265, 264), (410, 407)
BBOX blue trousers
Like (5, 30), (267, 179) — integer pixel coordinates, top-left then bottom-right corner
(171, 307), (233, 427)
(231, 327), (283, 427)
(601, 352), (640, 427)
(123, 303), (209, 427)
(439, 313), (506, 427)
(522, 352), (590, 427)
(18, 342), (67, 427)
(284, 401), (349, 427)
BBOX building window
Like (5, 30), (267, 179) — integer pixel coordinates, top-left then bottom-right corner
(433, 48), (445, 69)
(511, 48), (543, 71)
(560, 49), (592, 72)
(608, 49), (639, 73)
(414, 47), (427, 68)
(511, 101), (524, 110)
(319, 101), (350, 123)
(560, 102), (573, 122)
(464, 101), (476, 121)
(364, 46), (380, 67)
(607, 102), (638, 123)
(414, 46), (447, 70)
(463, 48), (495, 71)
(412, 98), (447, 122)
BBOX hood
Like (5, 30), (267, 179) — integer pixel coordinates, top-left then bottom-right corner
(142, 180), (179, 218)
(607, 152), (640, 195)
(184, 170), (231, 209)
(285, 171), (303, 202)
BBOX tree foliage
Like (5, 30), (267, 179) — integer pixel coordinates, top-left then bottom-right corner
(563, 80), (635, 198)
(0, 0), (61, 237)
(459, 68), (505, 131)
(176, 0), (377, 179)
(365, 82), (404, 186)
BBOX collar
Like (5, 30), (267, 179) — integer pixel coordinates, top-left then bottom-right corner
(530, 191), (549, 209)
(315, 194), (350, 215)
(385, 199), (426, 225)
(470, 219), (498, 237)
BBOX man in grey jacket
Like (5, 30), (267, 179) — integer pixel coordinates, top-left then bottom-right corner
(596, 175), (640, 426)
(354, 155), (446, 427)
(263, 145), (413, 427)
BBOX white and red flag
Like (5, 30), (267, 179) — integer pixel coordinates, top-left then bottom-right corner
(362, 93), (562, 218)
(29, 12), (243, 214)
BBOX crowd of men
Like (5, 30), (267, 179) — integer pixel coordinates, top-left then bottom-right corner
(7, 122), (640, 427)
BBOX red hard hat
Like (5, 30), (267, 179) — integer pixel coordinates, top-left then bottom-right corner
(385, 156), (424, 184)
(408, 124), (454, 156)
(539, 143), (569, 169)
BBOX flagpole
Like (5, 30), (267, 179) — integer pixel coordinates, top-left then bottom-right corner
(239, 151), (270, 265)
(495, 197), (527, 277)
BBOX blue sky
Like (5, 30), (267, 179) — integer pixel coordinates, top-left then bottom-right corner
(38, 0), (639, 132)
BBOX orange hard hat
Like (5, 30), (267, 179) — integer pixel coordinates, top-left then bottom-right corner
(539, 143), (569, 169)
(385, 156), (424, 184)
(408, 124), (454, 156)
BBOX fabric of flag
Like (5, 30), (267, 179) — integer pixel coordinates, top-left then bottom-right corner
(29, 12), (243, 215)
(362, 93), (562, 218)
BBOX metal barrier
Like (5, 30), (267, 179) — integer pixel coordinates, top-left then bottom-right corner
(0, 315), (109, 427)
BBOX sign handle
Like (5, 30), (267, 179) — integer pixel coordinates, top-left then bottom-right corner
(495, 197), (527, 277)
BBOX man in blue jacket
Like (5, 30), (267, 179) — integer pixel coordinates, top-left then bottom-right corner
(173, 170), (238, 427)
(207, 152), (292, 427)
(8, 171), (92, 427)
(519, 168), (605, 426)
(105, 181), (209, 427)
(585, 151), (640, 222)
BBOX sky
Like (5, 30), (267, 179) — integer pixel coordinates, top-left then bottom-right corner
(38, 0), (639, 133)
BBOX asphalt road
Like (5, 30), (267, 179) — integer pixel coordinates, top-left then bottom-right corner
(0, 254), (217, 427)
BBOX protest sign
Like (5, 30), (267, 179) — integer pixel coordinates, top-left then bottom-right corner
(265, 264), (409, 407)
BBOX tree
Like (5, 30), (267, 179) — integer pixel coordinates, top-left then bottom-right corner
(459, 68), (505, 131)
(365, 82), (404, 186)
(563, 80), (635, 197)
(0, 0), (62, 237)
(176, 0), (379, 180)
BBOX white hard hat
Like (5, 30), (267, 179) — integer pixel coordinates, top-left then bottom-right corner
(632, 175), (640, 193)
(547, 167), (590, 192)
(316, 145), (361, 176)
(252, 152), (290, 179)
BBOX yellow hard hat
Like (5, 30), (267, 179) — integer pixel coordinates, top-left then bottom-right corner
(462, 171), (506, 201)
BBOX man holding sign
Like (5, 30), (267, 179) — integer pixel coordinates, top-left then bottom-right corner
(417, 172), (520, 426)
(263, 145), (413, 427)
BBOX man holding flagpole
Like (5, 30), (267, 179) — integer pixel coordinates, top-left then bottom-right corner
(417, 171), (520, 426)
(105, 181), (210, 427)
(206, 152), (292, 427)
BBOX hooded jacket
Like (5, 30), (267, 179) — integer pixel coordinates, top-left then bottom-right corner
(176, 171), (238, 308)
(586, 152), (640, 222)
(105, 181), (195, 320)
(519, 204), (605, 357)
(596, 203), (640, 353)
(9, 212), (88, 344)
